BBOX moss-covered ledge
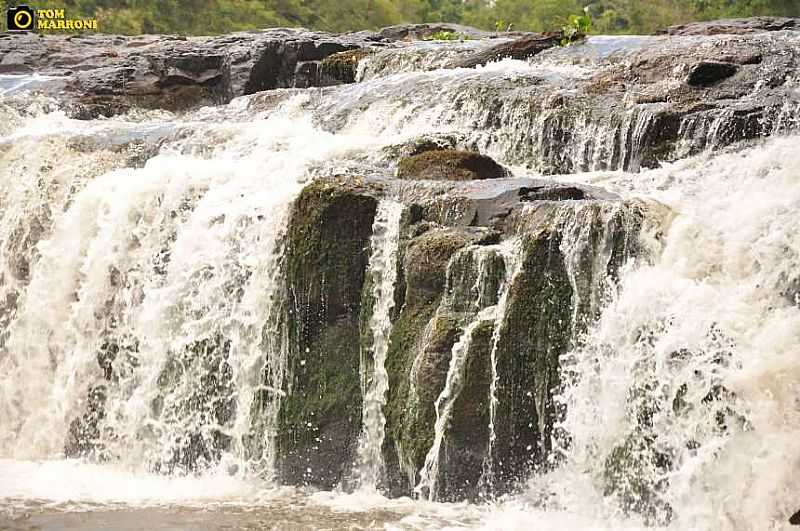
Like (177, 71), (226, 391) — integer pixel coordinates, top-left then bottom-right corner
(276, 177), (381, 488)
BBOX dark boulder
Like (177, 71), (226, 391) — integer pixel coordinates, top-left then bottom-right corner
(397, 150), (508, 181)
(446, 33), (562, 69)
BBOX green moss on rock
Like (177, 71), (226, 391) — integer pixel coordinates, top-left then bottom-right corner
(277, 177), (379, 488)
(383, 225), (482, 492)
(489, 227), (573, 492)
(403, 228), (478, 307)
(320, 48), (375, 85)
(436, 318), (495, 501)
(396, 150), (508, 181)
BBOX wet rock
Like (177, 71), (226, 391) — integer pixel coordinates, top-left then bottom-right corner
(403, 227), (485, 306)
(293, 60), (322, 88)
(65, 385), (108, 459)
(383, 223), (500, 493)
(376, 195), (664, 501)
(446, 33), (562, 69)
(320, 48), (377, 84)
(687, 61), (738, 86)
(659, 17), (800, 36)
(519, 185), (587, 202)
(484, 200), (659, 495)
(0, 29), (369, 117)
(791, 509), (800, 525)
(396, 150), (508, 181)
(435, 318), (494, 501)
(388, 178), (614, 231)
(277, 177), (380, 489)
(487, 211), (574, 491)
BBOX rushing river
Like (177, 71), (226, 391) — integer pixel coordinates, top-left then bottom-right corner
(1, 33), (799, 530)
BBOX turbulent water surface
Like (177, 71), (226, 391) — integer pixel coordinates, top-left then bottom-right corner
(1, 32), (800, 530)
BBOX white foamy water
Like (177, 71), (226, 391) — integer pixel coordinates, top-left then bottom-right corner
(357, 200), (404, 491)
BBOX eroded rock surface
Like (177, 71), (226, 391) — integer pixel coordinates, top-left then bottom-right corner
(660, 16), (800, 36)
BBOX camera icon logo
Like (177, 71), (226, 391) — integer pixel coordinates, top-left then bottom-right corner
(7, 5), (36, 32)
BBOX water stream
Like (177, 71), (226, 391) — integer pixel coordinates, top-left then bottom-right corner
(357, 200), (403, 491)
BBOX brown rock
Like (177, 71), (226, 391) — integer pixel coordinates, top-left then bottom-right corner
(397, 150), (508, 181)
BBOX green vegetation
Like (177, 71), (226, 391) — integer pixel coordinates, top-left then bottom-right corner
(560, 7), (592, 45)
(424, 30), (469, 40)
(2, 0), (797, 35)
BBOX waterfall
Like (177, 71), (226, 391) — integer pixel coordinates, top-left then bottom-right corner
(415, 242), (519, 501)
(481, 240), (522, 495)
(2, 23), (800, 530)
(356, 199), (403, 491)
(529, 135), (800, 528)
(0, 94), (388, 472)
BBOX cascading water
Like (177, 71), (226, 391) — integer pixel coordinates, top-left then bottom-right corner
(415, 241), (519, 501)
(1, 25), (800, 531)
(356, 199), (403, 491)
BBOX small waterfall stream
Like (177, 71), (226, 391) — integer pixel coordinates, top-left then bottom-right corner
(356, 199), (403, 491)
(415, 241), (521, 501)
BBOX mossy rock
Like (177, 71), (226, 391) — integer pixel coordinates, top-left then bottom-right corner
(396, 150), (508, 181)
(382, 226), (504, 494)
(276, 177), (379, 488)
(383, 225), (484, 492)
(403, 228), (485, 307)
(320, 48), (375, 85)
(436, 318), (495, 501)
(488, 226), (573, 493)
(413, 312), (462, 408)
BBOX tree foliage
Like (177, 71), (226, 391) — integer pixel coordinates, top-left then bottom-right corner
(2, 0), (799, 35)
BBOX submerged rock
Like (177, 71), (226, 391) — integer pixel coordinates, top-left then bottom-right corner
(64, 385), (109, 459)
(396, 150), (508, 181)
